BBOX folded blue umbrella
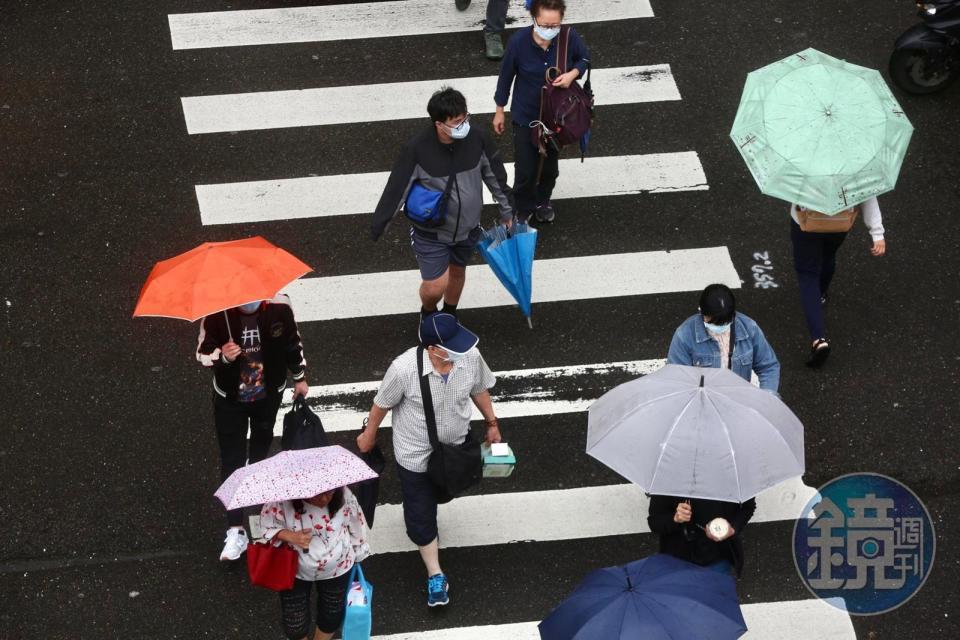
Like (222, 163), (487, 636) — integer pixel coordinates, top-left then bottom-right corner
(477, 222), (538, 327)
(538, 554), (747, 640)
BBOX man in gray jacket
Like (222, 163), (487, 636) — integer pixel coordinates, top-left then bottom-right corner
(371, 87), (514, 318)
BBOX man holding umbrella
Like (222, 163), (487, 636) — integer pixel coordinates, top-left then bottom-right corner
(197, 295), (309, 561)
(356, 312), (502, 607)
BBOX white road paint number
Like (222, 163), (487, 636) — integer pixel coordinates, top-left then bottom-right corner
(752, 251), (779, 289)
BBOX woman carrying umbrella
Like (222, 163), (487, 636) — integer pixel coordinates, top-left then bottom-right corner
(259, 488), (370, 640)
(790, 197), (887, 367)
(215, 446), (377, 640)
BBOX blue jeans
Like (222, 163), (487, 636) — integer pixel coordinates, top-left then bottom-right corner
(790, 220), (847, 340)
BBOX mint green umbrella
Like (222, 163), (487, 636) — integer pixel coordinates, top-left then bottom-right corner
(730, 48), (913, 215)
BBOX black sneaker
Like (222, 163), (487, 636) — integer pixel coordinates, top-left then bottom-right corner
(805, 339), (831, 368)
(455, 0), (471, 10)
(534, 203), (556, 223)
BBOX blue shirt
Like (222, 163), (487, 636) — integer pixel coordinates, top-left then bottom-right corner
(494, 26), (591, 126)
(666, 313), (781, 393)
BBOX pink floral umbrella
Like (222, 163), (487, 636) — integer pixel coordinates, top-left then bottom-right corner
(215, 445), (379, 510)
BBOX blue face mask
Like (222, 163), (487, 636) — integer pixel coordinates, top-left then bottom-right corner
(534, 22), (561, 41)
(704, 321), (731, 335)
(238, 301), (261, 314)
(446, 119), (470, 140)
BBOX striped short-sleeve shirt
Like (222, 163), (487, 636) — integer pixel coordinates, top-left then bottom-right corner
(373, 346), (496, 473)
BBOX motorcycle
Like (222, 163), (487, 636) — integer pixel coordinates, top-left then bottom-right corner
(889, 0), (960, 94)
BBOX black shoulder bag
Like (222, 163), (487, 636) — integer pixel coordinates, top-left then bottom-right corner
(417, 347), (482, 497)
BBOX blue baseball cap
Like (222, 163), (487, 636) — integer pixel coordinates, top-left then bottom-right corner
(419, 312), (479, 354)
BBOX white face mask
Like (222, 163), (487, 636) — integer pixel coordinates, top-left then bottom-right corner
(534, 22), (561, 41)
(441, 349), (468, 363)
(238, 301), (261, 314)
(445, 119), (471, 140)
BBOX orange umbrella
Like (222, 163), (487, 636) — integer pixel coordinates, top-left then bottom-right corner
(133, 237), (312, 322)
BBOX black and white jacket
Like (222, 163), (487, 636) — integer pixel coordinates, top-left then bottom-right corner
(195, 295), (306, 401)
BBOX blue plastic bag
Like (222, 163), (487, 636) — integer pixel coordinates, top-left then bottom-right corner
(341, 563), (373, 640)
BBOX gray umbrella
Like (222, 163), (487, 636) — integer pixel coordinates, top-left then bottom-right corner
(586, 364), (805, 503)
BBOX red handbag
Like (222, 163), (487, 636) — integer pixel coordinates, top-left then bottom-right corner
(247, 541), (299, 591)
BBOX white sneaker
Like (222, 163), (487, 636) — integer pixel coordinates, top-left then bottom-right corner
(220, 527), (248, 561)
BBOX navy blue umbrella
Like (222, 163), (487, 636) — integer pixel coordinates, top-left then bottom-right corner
(538, 554), (747, 640)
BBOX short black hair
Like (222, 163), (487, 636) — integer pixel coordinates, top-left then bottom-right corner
(699, 284), (736, 325)
(427, 87), (468, 124)
(530, 0), (566, 18)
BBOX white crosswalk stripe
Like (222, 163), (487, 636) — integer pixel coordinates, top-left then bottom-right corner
(169, 0), (851, 634)
(281, 246), (740, 321)
(272, 358), (666, 436)
(364, 477), (817, 554)
(367, 598), (856, 639)
(168, 0), (654, 50)
(181, 65), (681, 134)
(197, 152), (708, 225)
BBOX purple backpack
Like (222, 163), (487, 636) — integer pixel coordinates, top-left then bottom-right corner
(531, 26), (594, 157)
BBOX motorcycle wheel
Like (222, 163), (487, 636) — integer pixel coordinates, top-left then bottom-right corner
(889, 48), (955, 94)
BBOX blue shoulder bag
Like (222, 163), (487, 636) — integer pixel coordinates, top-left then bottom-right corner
(405, 160), (456, 228)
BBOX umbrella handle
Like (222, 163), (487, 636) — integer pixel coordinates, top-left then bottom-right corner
(224, 310), (234, 343)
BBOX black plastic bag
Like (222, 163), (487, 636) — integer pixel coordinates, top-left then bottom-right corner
(281, 397), (330, 451)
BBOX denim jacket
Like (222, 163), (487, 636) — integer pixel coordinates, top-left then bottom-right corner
(667, 313), (780, 393)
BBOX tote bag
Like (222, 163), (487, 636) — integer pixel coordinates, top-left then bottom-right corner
(342, 563), (374, 640)
(246, 541), (298, 591)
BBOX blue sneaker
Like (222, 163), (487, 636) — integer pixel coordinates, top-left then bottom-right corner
(427, 573), (449, 607)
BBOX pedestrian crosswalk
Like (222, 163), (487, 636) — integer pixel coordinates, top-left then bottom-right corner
(167, 0), (851, 636)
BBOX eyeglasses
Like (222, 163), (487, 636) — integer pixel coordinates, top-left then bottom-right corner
(446, 113), (470, 130)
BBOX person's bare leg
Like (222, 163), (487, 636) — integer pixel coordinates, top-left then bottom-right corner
(419, 269), (449, 312)
(418, 537), (442, 576)
(312, 629), (333, 640)
(443, 264), (466, 307)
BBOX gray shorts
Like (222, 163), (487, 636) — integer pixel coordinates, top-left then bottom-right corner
(410, 227), (480, 281)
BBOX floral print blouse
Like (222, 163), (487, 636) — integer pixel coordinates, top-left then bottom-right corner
(260, 488), (370, 581)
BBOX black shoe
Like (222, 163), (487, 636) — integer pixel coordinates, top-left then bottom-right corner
(455, 0), (471, 10)
(534, 202), (556, 223)
(805, 339), (831, 368)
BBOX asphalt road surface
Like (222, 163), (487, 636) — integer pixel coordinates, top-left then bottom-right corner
(2, 1), (958, 638)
